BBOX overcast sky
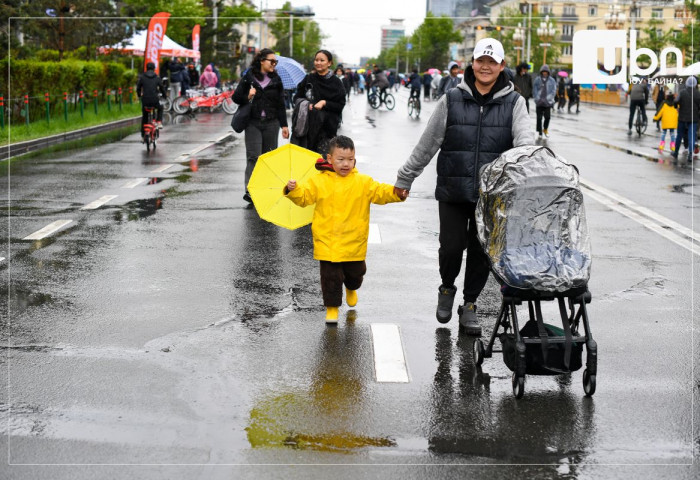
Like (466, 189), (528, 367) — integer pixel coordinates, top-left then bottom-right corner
(262, 0), (428, 65)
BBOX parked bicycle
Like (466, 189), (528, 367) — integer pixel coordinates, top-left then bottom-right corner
(368, 88), (395, 110)
(142, 106), (159, 153)
(172, 87), (237, 115)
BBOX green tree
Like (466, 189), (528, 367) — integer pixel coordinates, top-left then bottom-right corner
(411, 13), (462, 70)
(496, 6), (561, 69)
(268, 2), (324, 69)
(674, 0), (699, 64)
(120, 0), (207, 51)
(214, 2), (261, 68)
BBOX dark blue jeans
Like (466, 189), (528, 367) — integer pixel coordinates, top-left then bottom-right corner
(674, 121), (697, 158)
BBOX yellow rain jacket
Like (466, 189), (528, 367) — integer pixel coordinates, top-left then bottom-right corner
(653, 103), (679, 130)
(286, 168), (403, 262)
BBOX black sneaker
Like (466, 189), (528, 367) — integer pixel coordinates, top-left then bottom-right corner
(243, 192), (252, 203)
(436, 285), (457, 323)
(458, 302), (482, 336)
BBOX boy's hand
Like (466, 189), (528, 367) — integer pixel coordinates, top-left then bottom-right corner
(394, 186), (409, 200)
(287, 180), (297, 191)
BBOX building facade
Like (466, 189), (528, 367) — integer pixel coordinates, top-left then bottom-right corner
(381, 18), (406, 51)
(488, 0), (693, 66)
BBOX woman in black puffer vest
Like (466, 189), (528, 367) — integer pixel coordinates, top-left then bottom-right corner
(291, 49), (346, 158)
(233, 48), (289, 203)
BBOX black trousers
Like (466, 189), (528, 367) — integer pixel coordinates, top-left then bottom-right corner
(438, 201), (491, 304)
(628, 99), (647, 130)
(535, 106), (551, 133)
(320, 260), (367, 307)
(244, 118), (280, 190)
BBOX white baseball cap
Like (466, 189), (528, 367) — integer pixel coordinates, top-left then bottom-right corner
(473, 38), (505, 64)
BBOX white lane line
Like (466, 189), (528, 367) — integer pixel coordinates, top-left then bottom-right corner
(370, 323), (409, 383)
(216, 133), (232, 143)
(81, 195), (118, 211)
(0, 257), (5, 262)
(150, 164), (174, 174)
(368, 223), (381, 244)
(121, 178), (149, 189)
(23, 220), (73, 241)
(189, 143), (211, 156)
(583, 189), (698, 256)
(581, 179), (700, 243)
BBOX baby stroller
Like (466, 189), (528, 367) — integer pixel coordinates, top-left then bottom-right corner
(474, 145), (597, 399)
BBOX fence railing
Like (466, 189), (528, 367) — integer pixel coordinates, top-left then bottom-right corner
(0, 87), (138, 128)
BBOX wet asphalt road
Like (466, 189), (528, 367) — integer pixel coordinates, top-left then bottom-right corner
(1, 90), (699, 479)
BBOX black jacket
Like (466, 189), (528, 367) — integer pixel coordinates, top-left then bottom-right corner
(675, 86), (700, 123)
(436, 77), (519, 203)
(136, 71), (166, 106)
(292, 72), (346, 134)
(233, 70), (288, 127)
(169, 61), (185, 83)
(512, 72), (532, 98)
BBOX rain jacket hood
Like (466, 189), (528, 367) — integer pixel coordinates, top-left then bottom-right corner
(286, 169), (403, 262)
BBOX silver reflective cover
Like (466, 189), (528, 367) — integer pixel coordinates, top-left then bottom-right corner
(476, 145), (591, 292)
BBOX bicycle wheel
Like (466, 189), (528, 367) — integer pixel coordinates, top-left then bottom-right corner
(172, 96), (190, 114)
(145, 135), (151, 152)
(159, 96), (172, 112)
(385, 94), (395, 110)
(415, 99), (421, 118)
(222, 97), (238, 114)
(408, 99), (415, 117)
(369, 94), (380, 109)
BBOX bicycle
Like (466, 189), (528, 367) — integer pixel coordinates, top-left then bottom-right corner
(142, 106), (159, 153)
(368, 88), (395, 110)
(408, 94), (421, 119)
(634, 105), (647, 136)
(172, 87), (237, 115)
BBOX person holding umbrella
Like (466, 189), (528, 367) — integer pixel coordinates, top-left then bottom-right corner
(233, 48), (290, 203)
(291, 49), (346, 158)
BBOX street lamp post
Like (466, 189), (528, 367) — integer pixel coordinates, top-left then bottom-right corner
(604, 2), (626, 30)
(537, 15), (555, 66)
(282, 8), (315, 58)
(513, 22), (525, 65)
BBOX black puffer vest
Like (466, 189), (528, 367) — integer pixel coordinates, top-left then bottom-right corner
(436, 87), (519, 203)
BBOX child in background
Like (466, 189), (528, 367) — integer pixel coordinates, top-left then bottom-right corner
(285, 135), (408, 324)
(653, 96), (679, 153)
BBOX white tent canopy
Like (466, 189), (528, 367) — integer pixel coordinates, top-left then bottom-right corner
(98, 30), (200, 59)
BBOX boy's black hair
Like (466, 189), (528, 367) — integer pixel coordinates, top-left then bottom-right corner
(328, 135), (355, 154)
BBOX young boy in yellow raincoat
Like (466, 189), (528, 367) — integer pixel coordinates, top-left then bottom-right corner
(285, 135), (409, 323)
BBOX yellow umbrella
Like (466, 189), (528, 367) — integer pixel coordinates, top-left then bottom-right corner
(357, 68), (366, 74)
(247, 143), (320, 230)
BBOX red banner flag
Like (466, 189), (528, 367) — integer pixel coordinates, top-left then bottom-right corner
(144, 12), (170, 75)
(192, 24), (200, 53)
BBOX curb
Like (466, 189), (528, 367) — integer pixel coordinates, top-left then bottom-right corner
(2, 116), (141, 160)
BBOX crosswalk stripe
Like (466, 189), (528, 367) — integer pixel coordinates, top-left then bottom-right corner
(150, 164), (174, 174)
(121, 178), (148, 189)
(23, 220), (73, 241)
(370, 323), (410, 383)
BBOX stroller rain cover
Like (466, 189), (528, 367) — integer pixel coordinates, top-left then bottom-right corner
(476, 145), (592, 292)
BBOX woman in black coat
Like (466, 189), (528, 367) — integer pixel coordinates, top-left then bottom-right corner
(291, 49), (346, 157)
(233, 48), (289, 203)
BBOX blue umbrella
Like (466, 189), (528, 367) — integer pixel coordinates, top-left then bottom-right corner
(275, 56), (307, 89)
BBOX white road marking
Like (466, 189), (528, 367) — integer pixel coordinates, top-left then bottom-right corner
(0, 257), (5, 262)
(583, 188), (698, 256)
(150, 164), (174, 174)
(23, 220), (73, 241)
(80, 195), (118, 210)
(216, 133), (232, 143)
(368, 223), (381, 244)
(121, 178), (149, 189)
(370, 323), (410, 383)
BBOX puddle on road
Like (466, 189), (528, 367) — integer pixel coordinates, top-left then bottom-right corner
(114, 196), (164, 221)
(669, 183), (693, 194)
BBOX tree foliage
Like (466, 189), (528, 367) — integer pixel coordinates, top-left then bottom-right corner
(268, 1), (324, 69)
(497, 7), (561, 69)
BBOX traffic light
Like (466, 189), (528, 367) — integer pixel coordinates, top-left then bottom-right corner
(247, 46), (256, 54)
(495, 26), (502, 31)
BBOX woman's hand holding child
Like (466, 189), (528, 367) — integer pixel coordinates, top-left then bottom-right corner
(287, 180), (297, 192)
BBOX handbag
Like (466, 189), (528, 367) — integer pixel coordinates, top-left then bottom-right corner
(231, 102), (251, 133)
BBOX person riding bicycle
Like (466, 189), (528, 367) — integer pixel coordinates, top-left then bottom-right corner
(370, 65), (389, 103)
(628, 78), (648, 135)
(136, 62), (167, 138)
(408, 68), (422, 101)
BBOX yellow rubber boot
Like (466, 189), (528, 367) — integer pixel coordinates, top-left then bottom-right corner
(346, 288), (358, 307)
(325, 307), (339, 324)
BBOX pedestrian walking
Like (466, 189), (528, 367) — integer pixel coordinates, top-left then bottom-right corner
(199, 64), (218, 88)
(422, 71), (433, 101)
(512, 62), (533, 113)
(336, 66), (351, 104)
(533, 64), (556, 138)
(556, 76), (567, 112)
(394, 38), (533, 335)
(136, 62), (167, 138)
(653, 96), (678, 153)
(358, 73), (365, 93)
(437, 61), (460, 98)
(672, 76), (699, 161)
(168, 57), (185, 101)
(567, 78), (580, 114)
(285, 135), (407, 323)
(233, 48), (290, 203)
(291, 49), (346, 158)
(209, 62), (222, 89)
(186, 61), (200, 88)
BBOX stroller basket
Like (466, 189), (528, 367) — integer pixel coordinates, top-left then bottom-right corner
(473, 146), (597, 398)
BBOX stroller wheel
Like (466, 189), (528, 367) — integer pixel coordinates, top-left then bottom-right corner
(473, 339), (484, 366)
(512, 373), (525, 399)
(583, 369), (596, 396)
